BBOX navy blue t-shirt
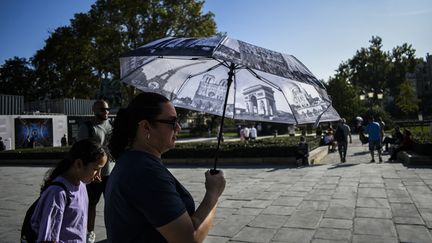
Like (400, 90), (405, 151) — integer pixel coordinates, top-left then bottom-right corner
(104, 151), (195, 243)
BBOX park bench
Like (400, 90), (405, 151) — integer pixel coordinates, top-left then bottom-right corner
(397, 150), (432, 166)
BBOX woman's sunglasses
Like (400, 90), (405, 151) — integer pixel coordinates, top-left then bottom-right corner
(151, 118), (179, 130)
(100, 108), (111, 112)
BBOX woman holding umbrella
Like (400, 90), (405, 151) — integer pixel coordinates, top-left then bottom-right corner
(105, 92), (226, 243)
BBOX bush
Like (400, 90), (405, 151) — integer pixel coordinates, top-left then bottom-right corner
(164, 136), (321, 158)
(0, 136), (321, 160)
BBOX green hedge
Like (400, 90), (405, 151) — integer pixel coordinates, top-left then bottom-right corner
(0, 136), (321, 160)
(164, 136), (320, 158)
(0, 146), (69, 159)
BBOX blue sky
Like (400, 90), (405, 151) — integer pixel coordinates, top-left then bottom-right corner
(1, 0), (431, 80)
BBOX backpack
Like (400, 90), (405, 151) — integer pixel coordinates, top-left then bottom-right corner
(21, 182), (71, 243)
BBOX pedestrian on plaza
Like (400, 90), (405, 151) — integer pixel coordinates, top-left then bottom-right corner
(365, 117), (383, 163)
(250, 125), (257, 140)
(358, 125), (369, 144)
(296, 136), (309, 166)
(389, 129), (414, 161)
(61, 134), (68, 147)
(29, 139), (107, 242)
(77, 99), (114, 243)
(104, 92), (226, 243)
(244, 126), (250, 141)
(323, 130), (337, 152)
(0, 137), (5, 151)
(288, 125), (296, 137)
(28, 135), (35, 148)
(334, 118), (352, 163)
(355, 116), (363, 133)
(239, 126), (245, 142)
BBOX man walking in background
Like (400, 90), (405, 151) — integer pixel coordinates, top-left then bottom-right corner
(334, 118), (352, 163)
(365, 116), (383, 163)
(250, 125), (257, 140)
(78, 99), (114, 243)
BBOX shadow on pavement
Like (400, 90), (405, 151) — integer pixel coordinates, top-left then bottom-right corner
(327, 163), (359, 170)
(352, 151), (370, 156)
(265, 165), (299, 172)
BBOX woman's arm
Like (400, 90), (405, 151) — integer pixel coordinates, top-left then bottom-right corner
(157, 194), (218, 243)
(157, 171), (225, 243)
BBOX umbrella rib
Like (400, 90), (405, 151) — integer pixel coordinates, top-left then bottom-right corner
(161, 56), (213, 61)
(245, 68), (283, 91)
(175, 63), (225, 95)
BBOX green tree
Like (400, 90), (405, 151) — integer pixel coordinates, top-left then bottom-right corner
(395, 79), (419, 117)
(325, 75), (362, 122)
(388, 43), (417, 97)
(331, 36), (417, 118)
(336, 36), (390, 93)
(30, 0), (216, 102)
(0, 57), (37, 100)
(32, 24), (99, 100)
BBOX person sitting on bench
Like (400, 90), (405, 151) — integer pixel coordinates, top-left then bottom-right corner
(296, 136), (309, 166)
(323, 131), (337, 152)
(389, 129), (413, 161)
(383, 126), (403, 152)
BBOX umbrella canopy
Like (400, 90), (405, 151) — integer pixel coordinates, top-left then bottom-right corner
(120, 35), (340, 125)
(120, 35), (340, 171)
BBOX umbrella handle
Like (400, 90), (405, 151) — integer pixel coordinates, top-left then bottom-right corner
(213, 63), (235, 171)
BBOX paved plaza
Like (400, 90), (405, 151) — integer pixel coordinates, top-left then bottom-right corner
(1, 137), (432, 242)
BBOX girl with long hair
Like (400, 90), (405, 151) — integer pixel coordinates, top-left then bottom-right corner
(30, 139), (107, 242)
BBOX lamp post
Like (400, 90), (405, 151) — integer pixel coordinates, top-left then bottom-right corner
(359, 88), (384, 111)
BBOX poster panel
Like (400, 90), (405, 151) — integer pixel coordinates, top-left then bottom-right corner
(14, 118), (53, 148)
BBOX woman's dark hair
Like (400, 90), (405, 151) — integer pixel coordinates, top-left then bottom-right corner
(41, 139), (105, 192)
(109, 92), (169, 159)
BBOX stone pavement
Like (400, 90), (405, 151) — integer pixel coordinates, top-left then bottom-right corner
(1, 136), (432, 242)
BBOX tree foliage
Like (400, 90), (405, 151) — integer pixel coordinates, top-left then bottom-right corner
(6, 0), (216, 102)
(335, 36), (391, 93)
(395, 79), (419, 116)
(325, 76), (362, 122)
(0, 57), (37, 99)
(388, 43), (417, 97)
(328, 36), (417, 118)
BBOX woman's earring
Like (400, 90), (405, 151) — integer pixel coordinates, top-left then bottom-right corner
(147, 134), (150, 139)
